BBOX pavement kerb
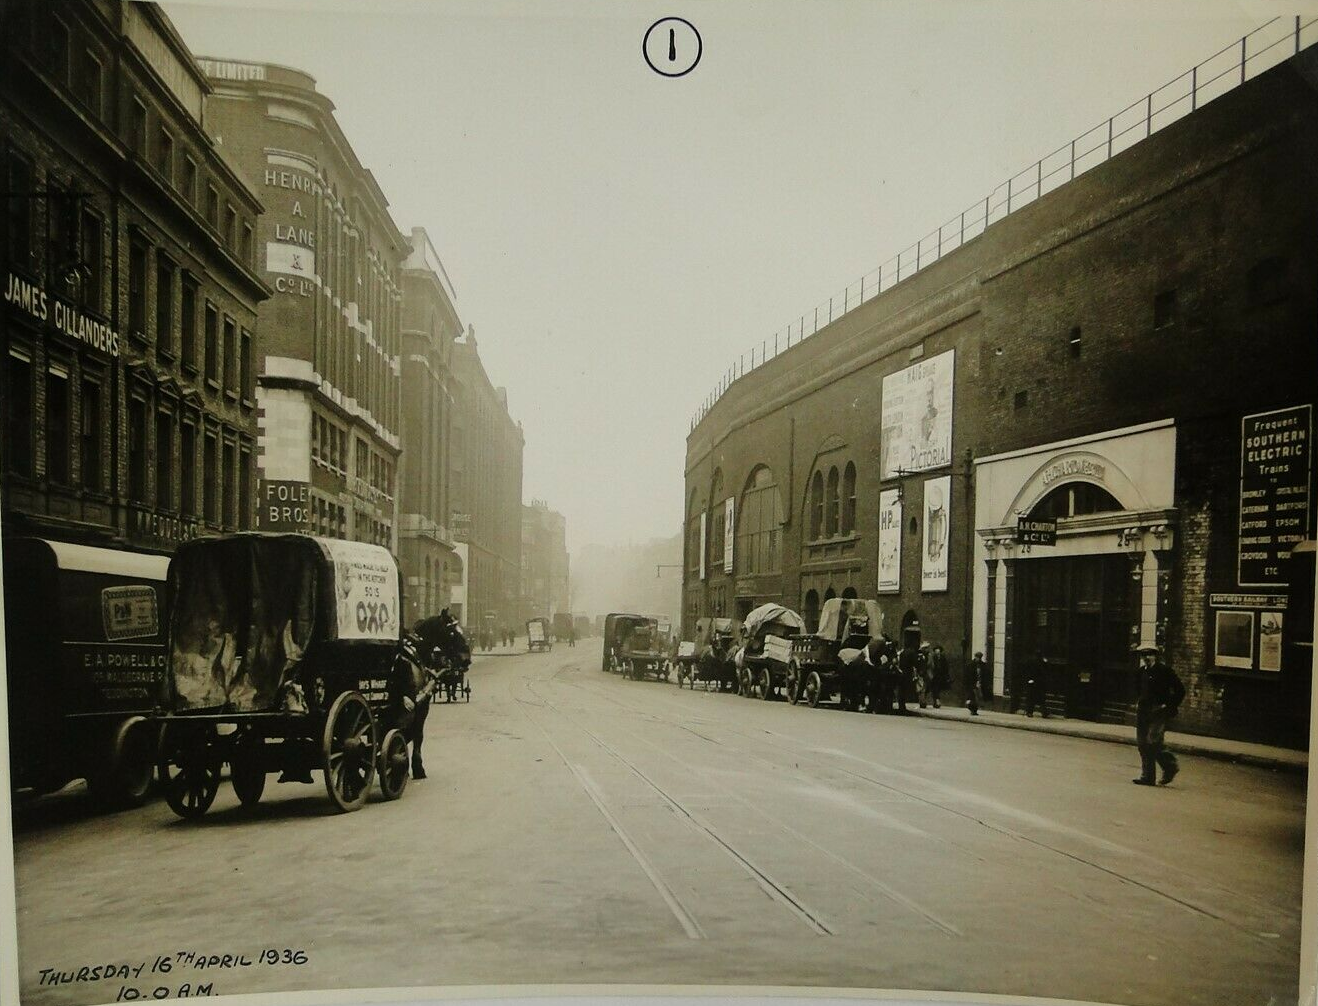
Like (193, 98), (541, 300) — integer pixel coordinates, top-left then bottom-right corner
(910, 705), (1308, 774)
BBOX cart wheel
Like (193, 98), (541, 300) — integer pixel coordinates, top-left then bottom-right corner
(759, 668), (773, 700)
(624, 659), (635, 680)
(463, 681), (471, 702)
(322, 691), (377, 813)
(377, 728), (409, 801)
(785, 662), (802, 705)
(230, 733), (266, 807)
(158, 723), (222, 820)
(805, 671), (823, 708)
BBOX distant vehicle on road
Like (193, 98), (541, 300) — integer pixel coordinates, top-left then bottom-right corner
(673, 617), (742, 691)
(573, 615), (592, 639)
(527, 616), (553, 652)
(602, 612), (667, 680)
(552, 612), (573, 641)
(4, 537), (170, 809)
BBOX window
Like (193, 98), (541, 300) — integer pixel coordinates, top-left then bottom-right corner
(238, 446), (252, 530)
(1248, 257), (1289, 309)
(47, 181), (74, 291)
(1068, 326), (1082, 359)
(224, 205), (237, 248)
(78, 49), (103, 117)
(240, 329), (253, 402)
(182, 155), (198, 205)
(7, 154), (34, 266)
(128, 239), (148, 335)
(206, 185), (219, 228)
(129, 97), (148, 157)
(738, 467), (785, 576)
(46, 364), (70, 484)
(204, 302), (218, 385)
(80, 207), (102, 310)
(1029, 481), (1122, 521)
(241, 222), (253, 265)
(155, 125), (173, 182)
(128, 397), (148, 503)
(80, 377), (101, 490)
(180, 273), (198, 368)
(48, 18), (70, 84)
(825, 466), (840, 537)
(842, 462), (857, 535)
(6, 350), (33, 476)
(356, 439), (368, 480)
(222, 316), (237, 395)
(155, 410), (172, 508)
(180, 422), (196, 515)
(155, 258), (174, 358)
(1014, 390), (1029, 410)
(203, 430), (218, 523)
(1153, 289), (1177, 330)
(809, 471), (823, 539)
(222, 440), (236, 528)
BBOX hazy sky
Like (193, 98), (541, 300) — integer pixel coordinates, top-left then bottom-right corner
(162, 0), (1271, 554)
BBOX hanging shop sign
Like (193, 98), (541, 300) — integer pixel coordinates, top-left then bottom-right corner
(921, 476), (950, 593)
(877, 488), (901, 594)
(1017, 517), (1057, 546)
(1238, 405), (1312, 587)
(880, 349), (954, 480)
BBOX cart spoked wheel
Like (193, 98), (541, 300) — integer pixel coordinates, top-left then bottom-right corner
(322, 691), (377, 812)
(463, 680), (472, 702)
(230, 732), (267, 807)
(158, 723), (223, 820)
(759, 668), (773, 700)
(785, 662), (801, 705)
(377, 728), (410, 801)
(804, 671), (823, 708)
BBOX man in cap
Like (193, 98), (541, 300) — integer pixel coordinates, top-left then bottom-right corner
(1133, 643), (1186, 786)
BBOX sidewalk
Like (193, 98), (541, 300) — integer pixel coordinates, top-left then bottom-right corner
(910, 702), (1308, 774)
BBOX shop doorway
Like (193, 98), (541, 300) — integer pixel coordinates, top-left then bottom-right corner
(1014, 554), (1134, 721)
(901, 610), (922, 651)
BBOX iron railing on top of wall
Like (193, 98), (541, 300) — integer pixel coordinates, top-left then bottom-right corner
(689, 15), (1318, 433)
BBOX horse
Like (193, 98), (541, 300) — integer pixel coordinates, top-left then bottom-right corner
(399, 609), (471, 780)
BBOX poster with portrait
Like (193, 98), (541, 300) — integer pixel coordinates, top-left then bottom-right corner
(880, 349), (955, 480)
(723, 497), (735, 574)
(1259, 610), (1283, 672)
(877, 488), (902, 593)
(921, 475), (951, 592)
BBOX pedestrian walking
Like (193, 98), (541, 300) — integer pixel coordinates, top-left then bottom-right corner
(915, 643), (932, 708)
(978, 650), (994, 707)
(1132, 644), (1185, 786)
(897, 643), (919, 712)
(929, 644), (950, 708)
(568, 626), (576, 647)
(1023, 649), (1049, 717)
(964, 651), (985, 715)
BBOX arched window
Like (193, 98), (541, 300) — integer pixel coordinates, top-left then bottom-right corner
(709, 470), (725, 569)
(687, 489), (702, 573)
(842, 462), (857, 534)
(738, 466), (784, 575)
(825, 466), (840, 537)
(842, 586), (858, 599)
(803, 589), (820, 633)
(809, 471), (824, 540)
(1030, 482), (1123, 520)
(824, 587), (837, 602)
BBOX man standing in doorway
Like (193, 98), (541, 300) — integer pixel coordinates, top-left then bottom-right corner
(1133, 644), (1185, 786)
(1023, 649), (1050, 718)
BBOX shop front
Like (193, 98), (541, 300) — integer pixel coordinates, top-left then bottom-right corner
(972, 420), (1178, 722)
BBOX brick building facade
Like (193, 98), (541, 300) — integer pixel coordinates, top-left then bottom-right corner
(195, 57), (406, 549)
(398, 226), (459, 627)
(521, 499), (568, 623)
(2, 0), (268, 553)
(449, 331), (523, 633)
(684, 48), (1318, 744)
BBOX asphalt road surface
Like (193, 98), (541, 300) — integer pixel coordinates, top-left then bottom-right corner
(10, 647), (1307, 1006)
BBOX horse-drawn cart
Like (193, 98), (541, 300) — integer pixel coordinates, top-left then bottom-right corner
(673, 617), (741, 691)
(788, 598), (886, 708)
(527, 616), (553, 652)
(736, 603), (805, 700)
(153, 533), (455, 818)
(602, 612), (667, 681)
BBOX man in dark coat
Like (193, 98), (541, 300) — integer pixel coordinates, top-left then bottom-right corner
(928, 645), (950, 708)
(1023, 649), (1050, 718)
(1133, 644), (1186, 786)
(964, 651), (986, 715)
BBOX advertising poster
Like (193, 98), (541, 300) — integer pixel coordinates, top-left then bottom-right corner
(921, 475), (951, 592)
(1214, 609), (1255, 670)
(723, 497), (735, 573)
(698, 509), (707, 580)
(321, 538), (401, 641)
(1259, 611), (1283, 672)
(880, 349), (955, 480)
(877, 488), (902, 593)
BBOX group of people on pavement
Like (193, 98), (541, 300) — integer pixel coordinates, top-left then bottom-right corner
(847, 637), (991, 715)
(473, 626), (519, 652)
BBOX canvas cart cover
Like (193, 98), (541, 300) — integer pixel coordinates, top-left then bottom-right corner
(167, 534), (400, 712)
(817, 598), (885, 641)
(742, 602), (805, 640)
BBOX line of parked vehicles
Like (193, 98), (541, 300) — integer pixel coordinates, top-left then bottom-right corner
(601, 598), (905, 710)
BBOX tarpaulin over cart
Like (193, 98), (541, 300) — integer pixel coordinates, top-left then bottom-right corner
(166, 534), (401, 712)
(741, 602), (804, 641)
(816, 598), (884, 642)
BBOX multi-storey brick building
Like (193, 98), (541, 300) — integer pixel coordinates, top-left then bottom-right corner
(398, 226), (459, 626)
(449, 330), (523, 632)
(520, 499), (568, 622)
(195, 57), (406, 549)
(2, 0), (269, 552)
(684, 46), (1318, 745)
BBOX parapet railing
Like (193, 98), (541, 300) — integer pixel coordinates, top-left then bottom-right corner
(689, 15), (1318, 432)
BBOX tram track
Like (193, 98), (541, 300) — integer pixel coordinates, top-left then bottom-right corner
(546, 661), (1298, 952)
